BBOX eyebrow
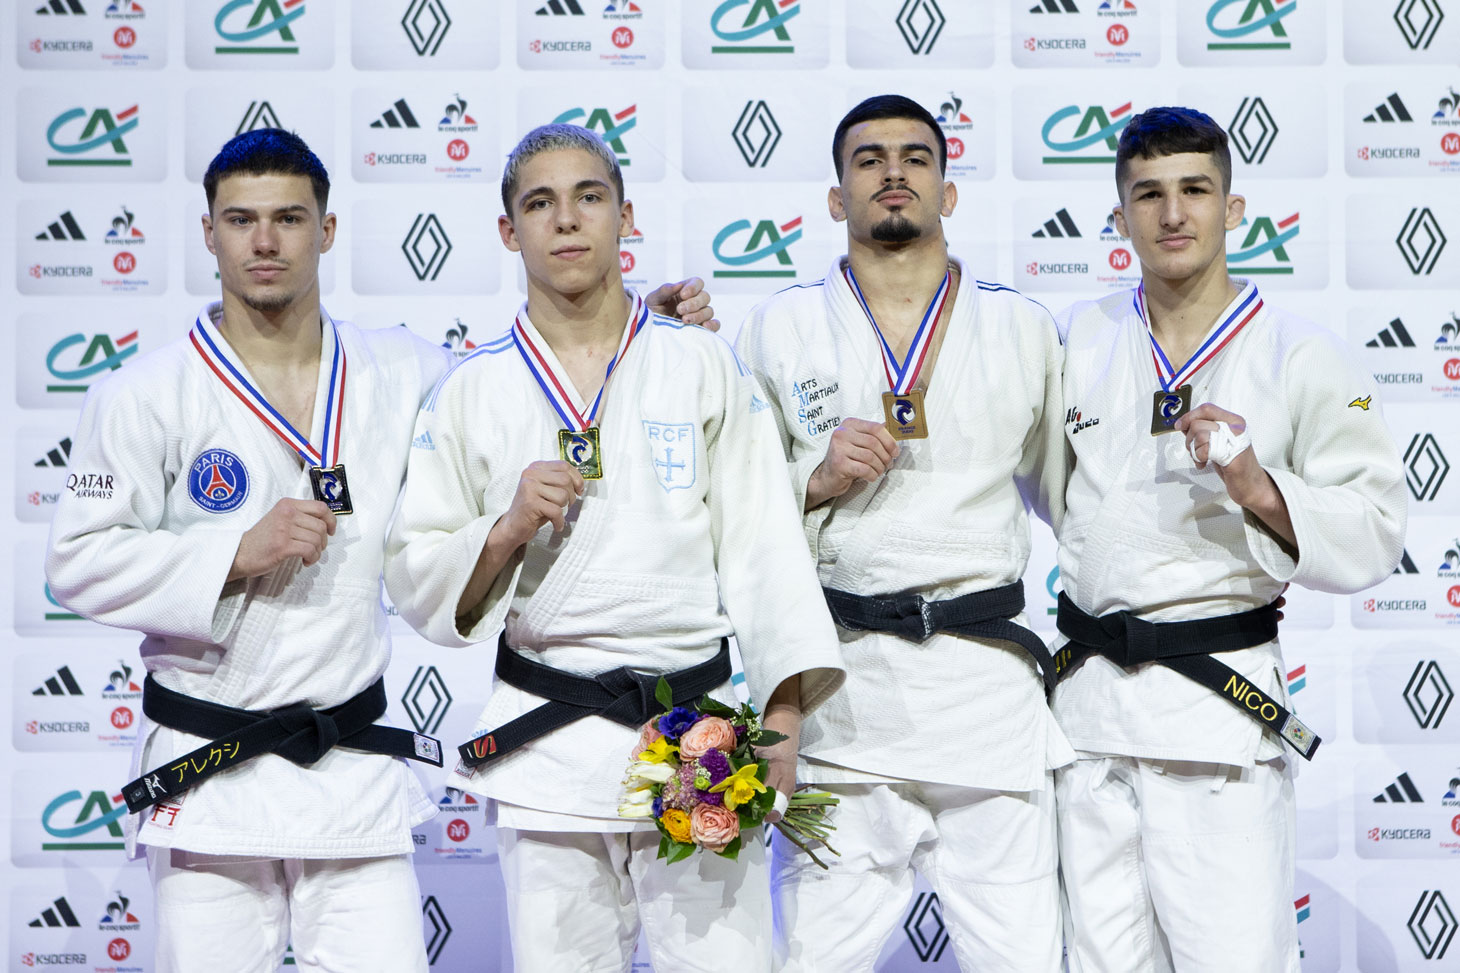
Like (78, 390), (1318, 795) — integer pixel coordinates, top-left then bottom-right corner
(850, 141), (935, 160)
(1128, 174), (1216, 193)
(218, 203), (312, 217)
(517, 178), (614, 207)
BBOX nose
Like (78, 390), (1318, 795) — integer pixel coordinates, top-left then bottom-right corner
(554, 202), (581, 232)
(251, 219), (280, 255)
(1159, 194), (1185, 229)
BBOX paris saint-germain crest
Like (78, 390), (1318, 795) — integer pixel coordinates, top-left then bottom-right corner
(188, 448), (250, 513)
(642, 421), (696, 492)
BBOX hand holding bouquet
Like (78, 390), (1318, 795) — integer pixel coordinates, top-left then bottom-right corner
(619, 678), (839, 868)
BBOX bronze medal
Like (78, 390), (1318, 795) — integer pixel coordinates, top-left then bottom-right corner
(559, 427), (603, 480)
(882, 389), (929, 440)
(1150, 385), (1192, 435)
(309, 463), (353, 514)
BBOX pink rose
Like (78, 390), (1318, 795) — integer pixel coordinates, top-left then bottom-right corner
(631, 719), (664, 760)
(690, 803), (740, 852)
(678, 716), (736, 760)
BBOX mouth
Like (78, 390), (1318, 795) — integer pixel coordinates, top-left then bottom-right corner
(874, 189), (917, 206)
(246, 264), (288, 281)
(1156, 235), (1195, 249)
(551, 245), (590, 260)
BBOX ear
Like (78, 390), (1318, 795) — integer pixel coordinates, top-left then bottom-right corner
(1113, 204), (1129, 240)
(619, 198), (635, 239)
(1224, 194), (1245, 232)
(202, 212), (217, 256)
(940, 180), (957, 219)
(828, 185), (846, 224)
(319, 211), (337, 255)
(498, 214), (521, 253)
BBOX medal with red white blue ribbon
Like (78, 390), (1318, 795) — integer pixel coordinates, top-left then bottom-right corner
(843, 264), (951, 440)
(1136, 281), (1262, 436)
(190, 308), (353, 513)
(511, 294), (648, 480)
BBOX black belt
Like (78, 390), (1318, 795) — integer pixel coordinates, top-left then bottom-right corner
(457, 634), (733, 768)
(822, 580), (1057, 693)
(1054, 592), (1320, 760)
(122, 675), (444, 813)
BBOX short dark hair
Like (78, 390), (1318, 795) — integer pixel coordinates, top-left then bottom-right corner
(203, 128), (330, 215)
(1114, 106), (1232, 199)
(832, 95), (947, 181)
(501, 124), (624, 217)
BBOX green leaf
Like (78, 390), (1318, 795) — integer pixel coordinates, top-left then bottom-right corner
(666, 840), (697, 865)
(754, 787), (775, 811)
(697, 696), (738, 718)
(753, 730), (787, 748)
(655, 677), (673, 711)
(657, 833), (670, 860)
(717, 835), (742, 861)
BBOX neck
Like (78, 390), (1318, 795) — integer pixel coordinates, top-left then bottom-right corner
(216, 288), (323, 370)
(1141, 260), (1240, 347)
(525, 274), (631, 353)
(845, 233), (951, 313)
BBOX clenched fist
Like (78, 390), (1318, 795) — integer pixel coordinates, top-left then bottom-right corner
(805, 417), (901, 510)
(229, 498), (337, 580)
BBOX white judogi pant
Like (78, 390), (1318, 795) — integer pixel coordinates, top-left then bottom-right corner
(771, 779), (1062, 972)
(1056, 755), (1300, 973)
(498, 827), (772, 973)
(147, 848), (427, 972)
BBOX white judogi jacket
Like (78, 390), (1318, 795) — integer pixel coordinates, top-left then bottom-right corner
(384, 297), (845, 831)
(46, 303), (446, 859)
(1053, 282), (1407, 765)
(736, 257), (1073, 793)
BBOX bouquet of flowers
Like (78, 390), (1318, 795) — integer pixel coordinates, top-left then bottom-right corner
(618, 678), (840, 868)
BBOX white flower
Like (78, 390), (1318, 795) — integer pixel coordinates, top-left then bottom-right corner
(618, 788), (656, 818)
(624, 760), (675, 784)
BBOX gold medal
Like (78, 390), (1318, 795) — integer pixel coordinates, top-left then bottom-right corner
(309, 464), (353, 514)
(882, 389), (929, 440)
(1150, 385), (1192, 435)
(559, 428), (603, 480)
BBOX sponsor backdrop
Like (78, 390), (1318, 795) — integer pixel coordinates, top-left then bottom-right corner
(2, 1), (1457, 970)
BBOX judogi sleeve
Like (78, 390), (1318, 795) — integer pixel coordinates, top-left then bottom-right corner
(45, 375), (244, 642)
(385, 367), (517, 648)
(1246, 331), (1407, 592)
(1011, 301), (1069, 533)
(704, 337), (845, 716)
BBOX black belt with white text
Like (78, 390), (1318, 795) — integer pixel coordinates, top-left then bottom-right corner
(822, 579), (1057, 693)
(1054, 592), (1320, 760)
(456, 634), (732, 769)
(121, 675), (444, 813)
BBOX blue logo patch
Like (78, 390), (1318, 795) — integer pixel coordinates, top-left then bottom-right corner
(188, 448), (249, 513)
(643, 421), (696, 492)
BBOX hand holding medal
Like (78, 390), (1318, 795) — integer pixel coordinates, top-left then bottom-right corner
(495, 460), (587, 547)
(805, 418), (901, 509)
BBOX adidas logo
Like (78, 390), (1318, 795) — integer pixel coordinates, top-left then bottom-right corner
(1373, 771), (1423, 803)
(536, 0), (584, 13)
(412, 430), (436, 451)
(1363, 93), (1413, 124)
(1367, 317), (1416, 348)
(1030, 0), (1078, 11)
(370, 98), (420, 129)
(35, 437), (72, 468)
(1032, 208), (1081, 238)
(33, 665), (84, 696)
(35, 0), (85, 13)
(1395, 549), (1420, 574)
(29, 897), (81, 928)
(36, 212), (86, 241)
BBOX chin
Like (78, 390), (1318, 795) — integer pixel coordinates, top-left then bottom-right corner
(240, 289), (299, 314)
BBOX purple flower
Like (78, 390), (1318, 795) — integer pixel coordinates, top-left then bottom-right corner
(652, 795), (663, 818)
(734, 724), (747, 738)
(697, 749), (731, 784)
(697, 789), (724, 807)
(657, 707), (699, 740)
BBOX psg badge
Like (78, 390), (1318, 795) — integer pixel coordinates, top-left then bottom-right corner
(1150, 385), (1192, 435)
(559, 428), (603, 480)
(309, 464), (353, 514)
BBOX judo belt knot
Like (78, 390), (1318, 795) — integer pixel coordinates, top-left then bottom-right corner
(595, 667), (663, 728)
(1097, 611), (1162, 667)
(270, 702), (342, 765)
(887, 592), (938, 642)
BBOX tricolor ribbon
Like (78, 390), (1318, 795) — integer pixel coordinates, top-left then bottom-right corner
(512, 294), (648, 432)
(1135, 281), (1262, 393)
(190, 308), (347, 468)
(844, 265), (951, 395)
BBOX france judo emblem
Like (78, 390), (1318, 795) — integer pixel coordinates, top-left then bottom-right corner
(188, 448), (249, 513)
(643, 420), (696, 492)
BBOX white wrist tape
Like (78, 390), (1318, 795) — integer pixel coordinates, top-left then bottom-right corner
(771, 790), (790, 818)
(1191, 420), (1251, 468)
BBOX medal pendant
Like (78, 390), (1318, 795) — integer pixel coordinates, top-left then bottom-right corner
(1150, 385), (1192, 435)
(882, 389), (929, 440)
(559, 427), (604, 480)
(309, 464), (353, 515)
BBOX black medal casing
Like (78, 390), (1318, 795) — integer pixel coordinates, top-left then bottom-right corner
(309, 464), (353, 514)
(1150, 385), (1192, 435)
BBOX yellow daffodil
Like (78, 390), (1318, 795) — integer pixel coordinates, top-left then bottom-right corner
(639, 737), (678, 764)
(708, 764), (766, 810)
(662, 808), (693, 843)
